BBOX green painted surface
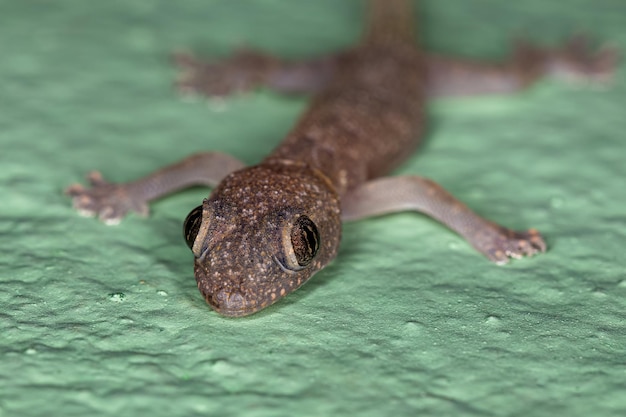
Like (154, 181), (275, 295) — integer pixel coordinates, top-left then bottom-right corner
(2, 1), (625, 416)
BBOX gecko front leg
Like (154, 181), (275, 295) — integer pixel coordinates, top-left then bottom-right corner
(341, 176), (546, 264)
(66, 152), (244, 224)
(67, 48), (339, 224)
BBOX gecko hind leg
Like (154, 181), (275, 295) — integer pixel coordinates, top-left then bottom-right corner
(514, 34), (619, 85)
(341, 176), (546, 264)
(425, 34), (620, 97)
(174, 49), (339, 97)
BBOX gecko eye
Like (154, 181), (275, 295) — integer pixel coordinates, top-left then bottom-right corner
(281, 215), (320, 270)
(183, 205), (204, 250)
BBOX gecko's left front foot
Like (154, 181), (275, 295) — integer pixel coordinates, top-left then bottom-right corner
(478, 227), (546, 265)
(65, 171), (148, 225)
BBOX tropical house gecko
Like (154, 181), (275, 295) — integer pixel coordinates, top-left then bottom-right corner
(67, 0), (617, 316)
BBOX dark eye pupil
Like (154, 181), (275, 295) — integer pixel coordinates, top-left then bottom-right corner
(291, 216), (320, 266)
(183, 205), (203, 250)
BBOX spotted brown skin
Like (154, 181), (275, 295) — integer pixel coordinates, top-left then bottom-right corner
(186, 163), (341, 316)
(66, 0), (618, 316)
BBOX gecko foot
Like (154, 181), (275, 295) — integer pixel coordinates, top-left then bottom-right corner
(515, 34), (620, 85)
(173, 49), (276, 97)
(479, 227), (546, 265)
(65, 171), (149, 225)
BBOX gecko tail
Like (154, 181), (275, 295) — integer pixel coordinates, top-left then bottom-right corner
(363, 0), (416, 45)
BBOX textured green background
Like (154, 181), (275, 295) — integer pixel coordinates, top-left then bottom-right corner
(2, 1), (625, 416)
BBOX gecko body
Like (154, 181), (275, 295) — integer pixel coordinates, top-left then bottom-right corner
(67, 0), (617, 316)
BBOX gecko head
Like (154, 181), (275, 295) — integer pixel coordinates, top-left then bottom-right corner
(183, 162), (341, 317)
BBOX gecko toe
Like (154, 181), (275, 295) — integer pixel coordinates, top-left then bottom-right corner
(482, 227), (546, 265)
(557, 34), (620, 84)
(87, 171), (108, 186)
(65, 173), (146, 224)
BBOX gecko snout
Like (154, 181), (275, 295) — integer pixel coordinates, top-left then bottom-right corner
(203, 287), (264, 317)
(213, 289), (246, 315)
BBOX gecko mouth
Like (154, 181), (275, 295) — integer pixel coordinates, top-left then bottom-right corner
(208, 289), (259, 317)
(197, 282), (262, 317)
(194, 259), (265, 317)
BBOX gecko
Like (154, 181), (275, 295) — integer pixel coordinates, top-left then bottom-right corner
(66, 0), (618, 317)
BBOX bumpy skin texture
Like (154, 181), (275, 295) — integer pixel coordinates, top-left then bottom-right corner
(266, 44), (426, 195)
(189, 163), (341, 316)
(66, 0), (618, 316)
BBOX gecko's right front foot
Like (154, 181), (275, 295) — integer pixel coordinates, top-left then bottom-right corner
(65, 171), (148, 225)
